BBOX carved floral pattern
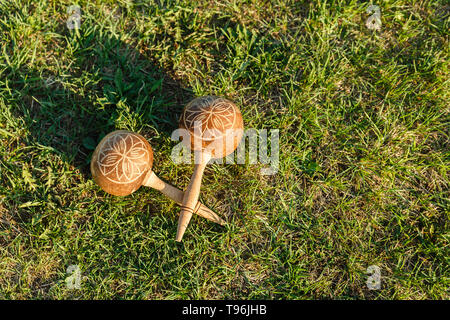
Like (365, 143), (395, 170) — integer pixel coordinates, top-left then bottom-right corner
(183, 96), (237, 141)
(97, 132), (150, 184)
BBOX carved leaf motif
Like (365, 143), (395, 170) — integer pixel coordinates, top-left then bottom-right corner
(97, 132), (149, 184)
(183, 96), (237, 140)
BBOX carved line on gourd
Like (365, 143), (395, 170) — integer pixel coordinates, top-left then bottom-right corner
(97, 132), (150, 184)
(183, 97), (237, 140)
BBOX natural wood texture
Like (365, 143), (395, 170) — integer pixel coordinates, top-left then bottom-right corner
(176, 96), (244, 241)
(91, 130), (225, 225)
(179, 96), (244, 158)
(143, 171), (225, 225)
(91, 130), (153, 196)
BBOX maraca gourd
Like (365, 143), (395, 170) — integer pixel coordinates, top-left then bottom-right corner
(90, 130), (225, 225)
(176, 96), (244, 241)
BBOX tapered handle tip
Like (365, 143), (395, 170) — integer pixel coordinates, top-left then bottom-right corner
(175, 226), (187, 242)
(176, 209), (193, 241)
(195, 202), (226, 226)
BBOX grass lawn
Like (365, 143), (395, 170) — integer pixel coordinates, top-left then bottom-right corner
(0, 0), (448, 299)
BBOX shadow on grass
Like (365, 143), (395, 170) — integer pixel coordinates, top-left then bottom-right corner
(0, 28), (198, 234)
(3, 28), (195, 177)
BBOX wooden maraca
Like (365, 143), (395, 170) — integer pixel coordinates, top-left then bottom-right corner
(176, 96), (244, 241)
(90, 130), (225, 225)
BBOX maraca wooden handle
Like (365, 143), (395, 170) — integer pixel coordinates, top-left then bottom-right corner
(176, 96), (244, 240)
(176, 158), (209, 241)
(144, 171), (224, 226)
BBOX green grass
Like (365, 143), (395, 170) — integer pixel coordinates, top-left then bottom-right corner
(0, 0), (448, 299)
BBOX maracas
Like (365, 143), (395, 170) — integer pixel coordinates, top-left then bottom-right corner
(90, 130), (225, 225)
(176, 96), (244, 241)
